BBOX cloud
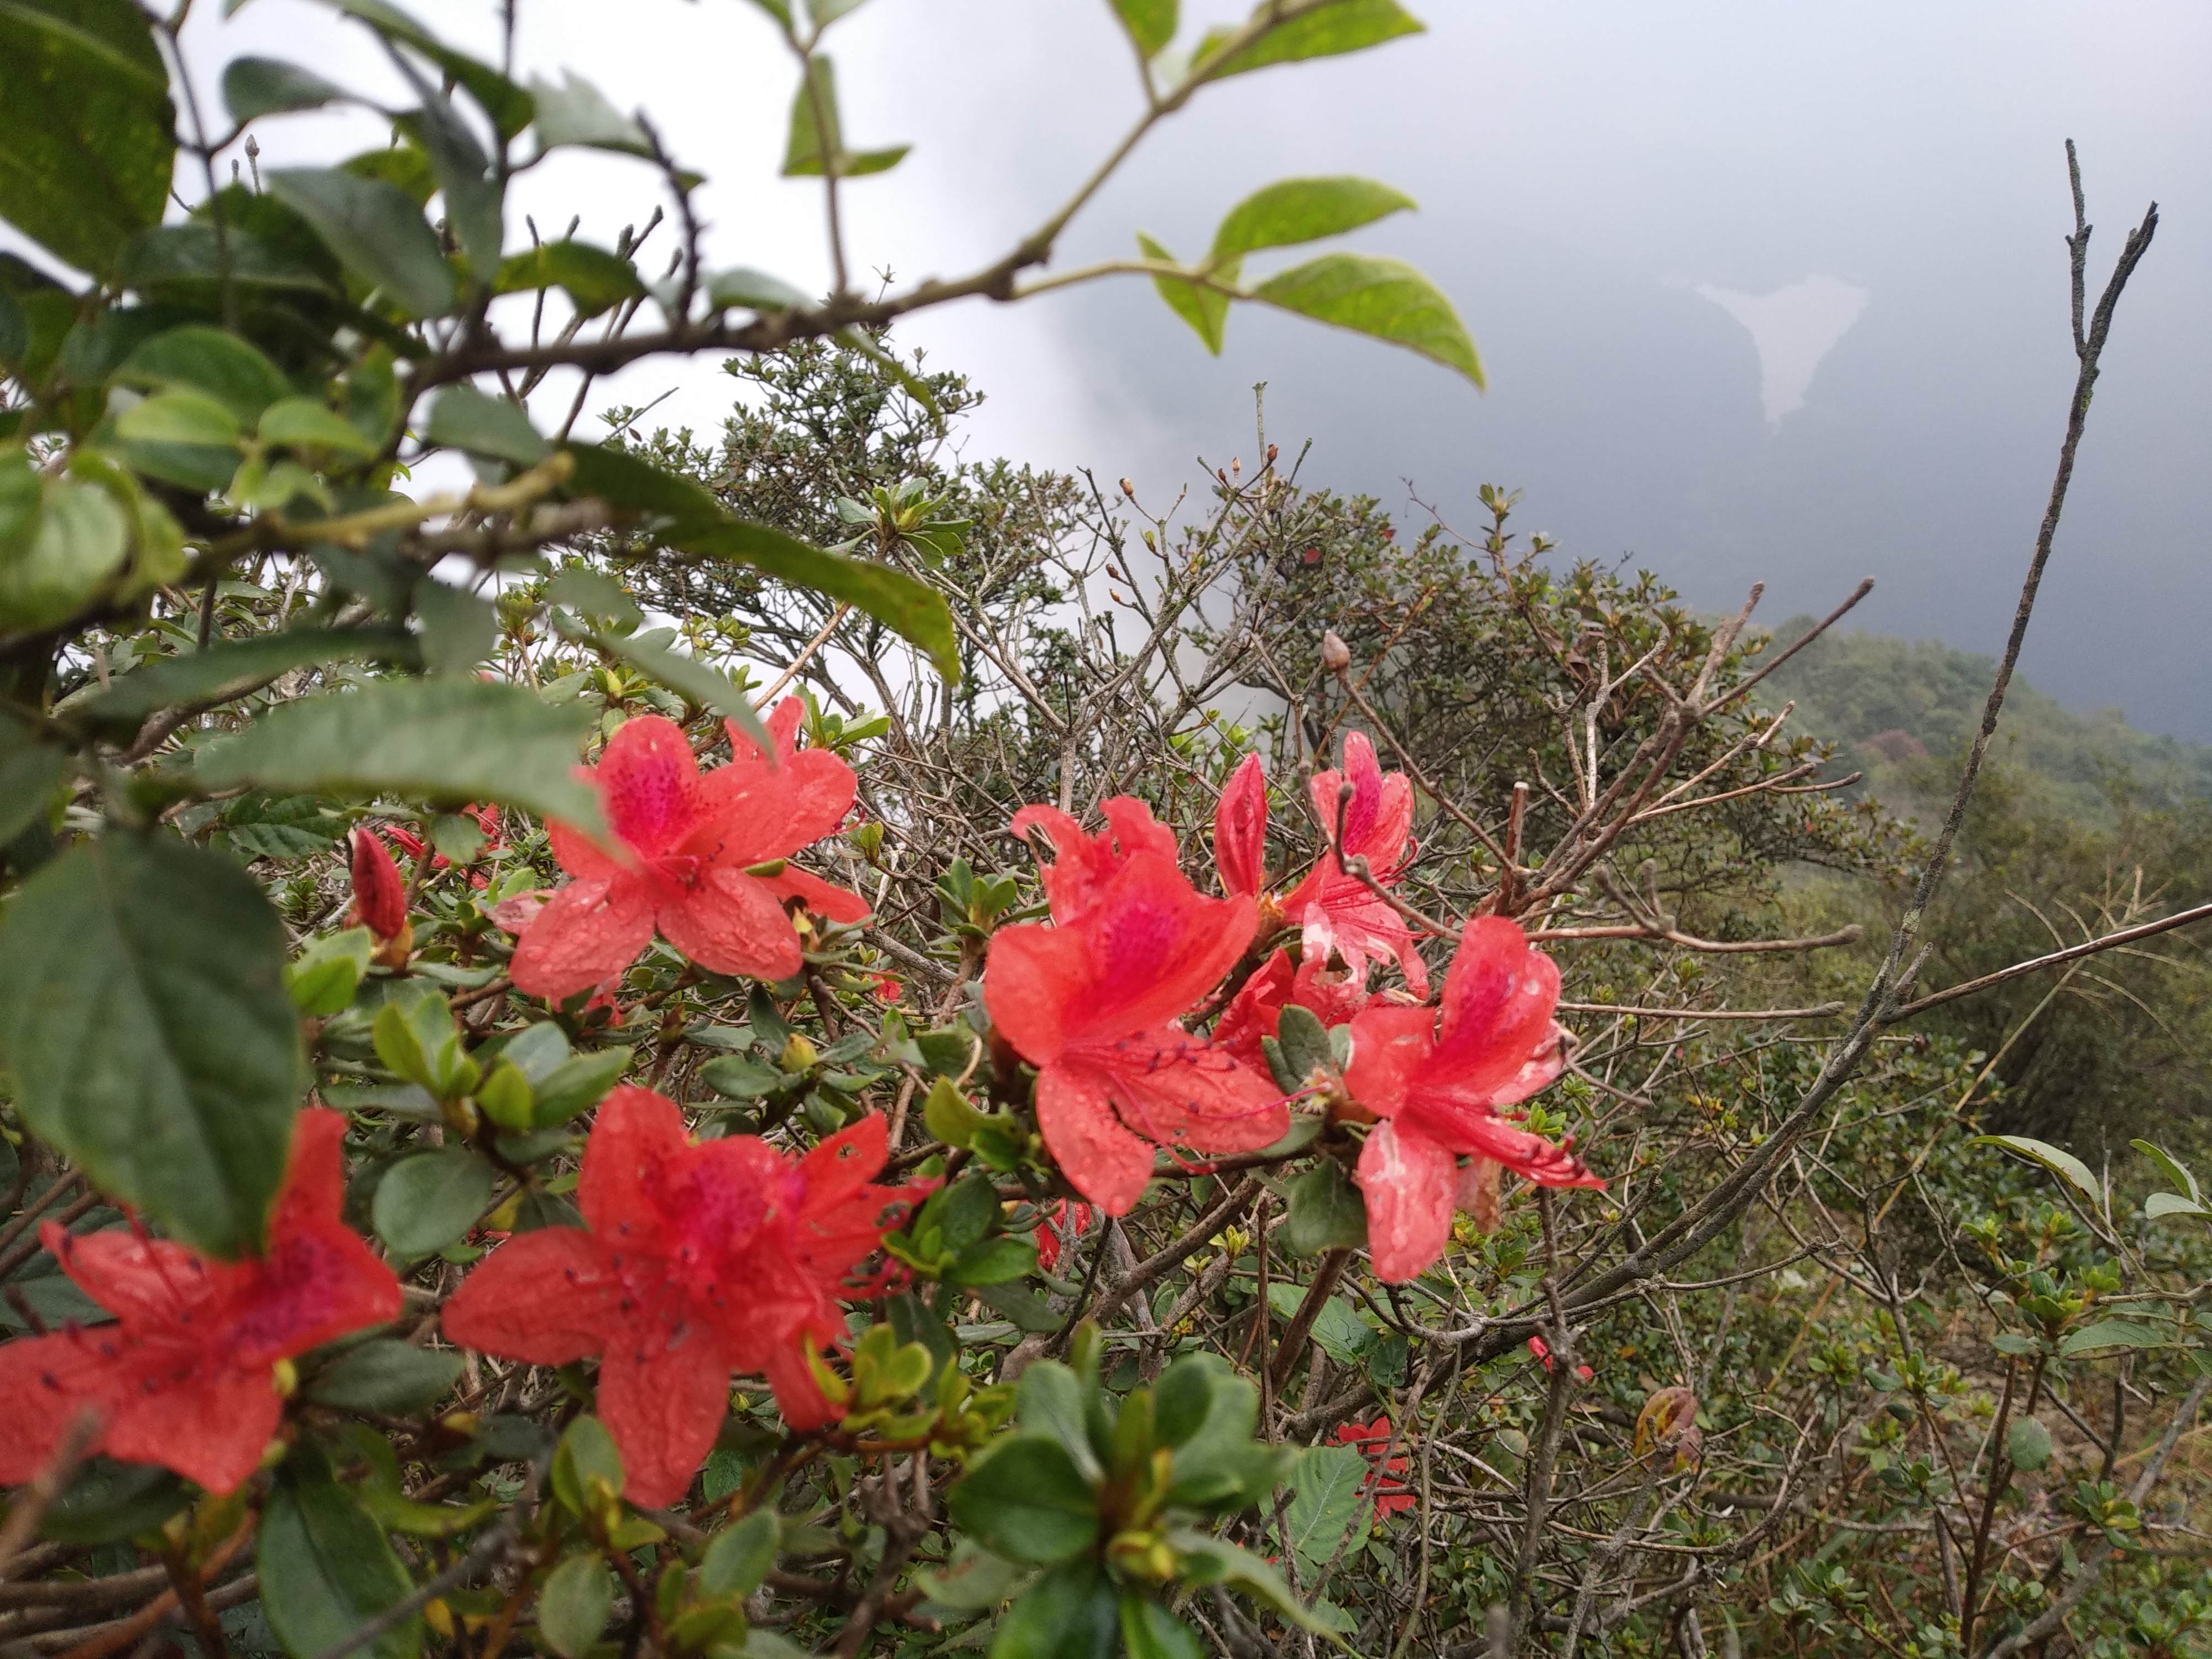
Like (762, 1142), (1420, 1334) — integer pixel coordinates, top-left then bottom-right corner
(1693, 276), (1871, 424)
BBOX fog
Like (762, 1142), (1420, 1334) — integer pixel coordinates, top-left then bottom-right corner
(51, 3), (2212, 734)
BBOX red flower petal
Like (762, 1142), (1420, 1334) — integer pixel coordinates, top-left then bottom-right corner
(102, 1358), (285, 1496)
(348, 828), (409, 941)
(656, 867), (802, 982)
(1214, 951), (1295, 1070)
(596, 715), (709, 857)
(1359, 1118), (1457, 1284)
(441, 1227), (622, 1364)
(1213, 754), (1269, 896)
(511, 877), (658, 1001)
(597, 1313), (733, 1507)
(1035, 1063), (1160, 1215)
(1010, 797), (1180, 924)
(760, 863), (871, 925)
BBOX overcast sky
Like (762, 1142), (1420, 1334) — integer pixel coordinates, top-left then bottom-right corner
(143, 3), (2212, 738)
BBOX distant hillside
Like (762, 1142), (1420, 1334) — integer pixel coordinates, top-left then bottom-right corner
(1758, 623), (2212, 821)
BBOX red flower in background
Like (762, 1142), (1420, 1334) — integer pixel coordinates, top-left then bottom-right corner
(1032, 1199), (1095, 1274)
(1528, 1335), (1593, 1382)
(987, 816), (1286, 1215)
(1344, 917), (1594, 1282)
(1334, 1414), (1416, 1517)
(1284, 731), (1429, 998)
(1010, 796), (1180, 924)
(382, 803), (503, 890)
(0, 1110), (401, 1494)
(442, 1087), (918, 1506)
(510, 700), (866, 1003)
(1214, 949), (1370, 1074)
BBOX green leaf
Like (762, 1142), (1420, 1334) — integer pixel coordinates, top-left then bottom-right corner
(544, 566), (642, 628)
(705, 267), (812, 313)
(260, 395), (379, 456)
(945, 1235), (1040, 1288)
(373, 1145), (497, 1256)
(1167, 1530), (1339, 1634)
(308, 1338), (466, 1415)
(39, 1458), (189, 1546)
(2132, 1139), (2201, 1206)
(1120, 1596), (1203, 1659)
(71, 625), (415, 734)
(323, 0), (535, 140)
(528, 70), (649, 156)
(0, 468), (128, 632)
(0, 0), (176, 276)
(2145, 1191), (2210, 1222)
(1251, 252), (1482, 386)
(551, 1415), (625, 1514)
(1279, 1159), (1368, 1256)
(2058, 1319), (2166, 1358)
(0, 722), (68, 846)
(781, 55), (907, 179)
(1281, 1444), (1368, 1578)
(414, 577), (499, 676)
(1210, 175), (1415, 264)
(1973, 1135), (2106, 1215)
(195, 677), (602, 831)
(260, 1451), (422, 1659)
(987, 1557), (1118, 1659)
(923, 1076), (985, 1148)
(701, 1055), (780, 1099)
(530, 1046), (632, 1127)
(0, 835), (301, 1259)
(1015, 1361), (1104, 1481)
(495, 240), (644, 321)
(538, 1555), (615, 1659)
(947, 1436), (1100, 1565)
(425, 384), (549, 466)
(1155, 1354), (1285, 1509)
(115, 389), (244, 448)
(2006, 1416), (2053, 1473)
(391, 67), (502, 280)
(1194, 0), (1423, 81)
(698, 1510), (779, 1600)
(116, 324), (293, 421)
(1137, 232), (1229, 355)
(266, 165), (459, 317)
(915, 1541), (1027, 1612)
(1110, 0), (1177, 56)
(582, 624), (771, 756)
(223, 56), (351, 122)
(561, 441), (959, 683)
(286, 925), (373, 1016)
(1261, 1288), (1372, 1366)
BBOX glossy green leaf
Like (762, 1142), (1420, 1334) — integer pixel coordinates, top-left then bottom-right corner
(259, 1451), (422, 1659)
(538, 1556), (613, 1657)
(286, 925), (373, 1016)
(1251, 252), (1481, 385)
(529, 1046), (632, 1127)
(1195, 0), (1423, 80)
(923, 1076), (985, 1147)
(223, 55), (351, 122)
(0, 470), (129, 633)
(115, 389), (243, 448)
(2132, 1139), (2201, 1206)
(1015, 1360), (1104, 1480)
(71, 625), (415, 734)
(308, 1338), (467, 1414)
(702, 1054), (780, 1099)
(947, 1436), (1099, 1565)
(267, 165), (459, 316)
(0, 0), (175, 275)
(2058, 1319), (2166, 1357)
(987, 1557), (1118, 1659)
(1137, 232), (1229, 355)
(1973, 1135), (2106, 1214)
(494, 240), (644, 320)
(116, 324), (292, 421)
(260, 395), (379, 456)
(2145, 1191), (2210, 1221)
(373, 1146), (497, 1256)
(0, 835), (301, 1258)
(1211, 175), (1415, 264)
(425, 384), (549, 466)
(946, 1235), (1040, 1288)
(1110, 0), (1177, 56)
(195, 677), (602, 831)
(551, 1415), (625, 1513)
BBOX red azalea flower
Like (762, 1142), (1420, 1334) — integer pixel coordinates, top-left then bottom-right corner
(986, 835), (1286, 1215)
(510, 700), (865, 1003)
(1333, 1413), (1416, 1517)
(1214, 950), (1371, 1073)
(382, 804), (502, 890)
(0, 1110), (401, 1495)
(1528, 1335), (1594, 1382)
(1343, 917), (1594, 1283)
(1282, 731), (1429, 997)
(1032, 1199), (1095, 1274)
(1213, 754), (1269, 897)
(441, 1087), (919, 1506)
(347, 827), (411, 953)
(1009, 795), (1179, 924)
